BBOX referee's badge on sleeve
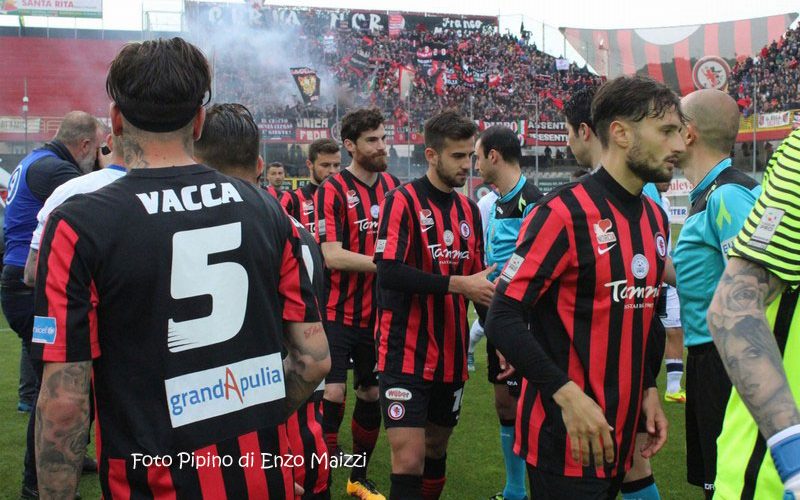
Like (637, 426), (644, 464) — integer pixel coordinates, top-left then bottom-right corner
(748, 207), (784, 250)
(32, 316), (57, 344)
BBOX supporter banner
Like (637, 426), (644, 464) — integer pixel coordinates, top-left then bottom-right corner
(537, 177), (571, 193)
(296, 128), (330, 141)
(258, 118), (294, 140)
(666, 177), (693, 196)
(669, 206), (689, 224)
(737, 109), (800, 141)
(1, 0), (102, 18)
(476, 120), (526, 134)
(0, 116), (41, 134)
(562, 13), (798, 96)
(555, 58), (570, 71)
(187, 3), (498, 37)
(290, 67), (321, 105)
(525, 121), (568, 146)
(297, 118), (329, 129)
(758, 110), (792, 129)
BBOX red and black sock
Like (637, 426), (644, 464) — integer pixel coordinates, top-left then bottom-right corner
(321, 399), (345, 455)
(422, 455), (447, 500)
(350, 398), (381, 481)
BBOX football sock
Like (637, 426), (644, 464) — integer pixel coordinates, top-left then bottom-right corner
(469, 319), (485, 354)
(500, 419), (527, 500)
(391, 473), (422, 500)
(350, 398), (380, 481)
(665, 358), (683, 393)
(321, 399), (345, 455)
(621, 475), (660, 500)
(422, 455), (447, 500)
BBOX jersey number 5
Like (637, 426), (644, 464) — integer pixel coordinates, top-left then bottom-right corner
(167, 223), (249, 352)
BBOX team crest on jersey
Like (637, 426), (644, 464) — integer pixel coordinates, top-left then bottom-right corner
(631, 254), (650, 279)
(459, 221), (471, 239)
(302, 199), (314, 215)
(388, 402), (405, 420)
(420, 209), (435, 232)
(655, 233), (667, 259)
(346, 190), (360, 209)
(443, 230), (455, 246)
(370, 204), (380, 219)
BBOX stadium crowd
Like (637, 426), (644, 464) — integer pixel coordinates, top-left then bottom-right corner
(729, 23), (800, 115)
(211, 25), (603, 126)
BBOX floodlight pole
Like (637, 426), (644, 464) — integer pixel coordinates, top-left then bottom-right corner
(535, 92), (539, 186)
(22, 78), (29, 155)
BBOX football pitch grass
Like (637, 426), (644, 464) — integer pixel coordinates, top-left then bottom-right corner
(0, 315), (696, 499)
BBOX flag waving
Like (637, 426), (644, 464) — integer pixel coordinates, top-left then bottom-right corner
(290, 67), (321, 105)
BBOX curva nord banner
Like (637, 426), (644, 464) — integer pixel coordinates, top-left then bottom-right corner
(186, 2), (498, 37)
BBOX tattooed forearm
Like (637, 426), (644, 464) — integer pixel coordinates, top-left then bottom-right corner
(36, 361), (92, 499)
(283, 322), (331, 413)
(708, 257), (799, 437)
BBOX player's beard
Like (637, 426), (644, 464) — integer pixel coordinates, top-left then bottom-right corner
(436, 159), (467, 188)
(311, 167), (326, 184)
(355, 148), (388, 173)
(626, 137), (674, 183)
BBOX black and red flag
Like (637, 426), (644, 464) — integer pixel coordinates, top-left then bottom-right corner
(290, 67), (321, 105)
(562, 13), (797, 95)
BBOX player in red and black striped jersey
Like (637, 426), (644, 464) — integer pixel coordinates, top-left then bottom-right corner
(374, 111), (495, 500)
(196, 103), (331, 499)
(281, 138), (342, 235)
(264, 161), (286, 199)
(30, 39), (330, 499)
(487, 76), (683, 499)
(316, 108), (400, 499)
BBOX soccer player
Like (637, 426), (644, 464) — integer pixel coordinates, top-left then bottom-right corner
(31, 37), (329, 498)
(265, 161), (286, 198)
(316, 107), (400, 499)
(563, 86), (664, 500)
(487, 75), (680, 498)
(374, 110), (495, 499)
(467, 189), (498, 372)
(707, 128), (800, 499)
(671, 89), (760, 498)
(474, 125), (542, 500)
(654, 181), (686, 404)
(282, 138), (341, 235)
(196, 102), (331, 500)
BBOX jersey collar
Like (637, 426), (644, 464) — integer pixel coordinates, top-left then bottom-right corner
(689, 158), (731, 204)
(497, 174), (526, 203)
(106, 164), (126, 173)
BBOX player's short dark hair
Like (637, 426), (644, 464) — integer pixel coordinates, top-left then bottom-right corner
(267, 162), (284, 171)
(106, 37), (211, 133)
(563, 87), (597, 132)
(592, 75), (684, 148)
(195, 103), (258, 171)
(340, 108), (384, 144)
(478, 125), (521, 164)
(308, 138), (340, 163)
(424, 110), (478, 153)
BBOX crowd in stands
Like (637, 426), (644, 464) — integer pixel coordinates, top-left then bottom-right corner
(729, 24), (800, 115)
(207, 22), (603, 127)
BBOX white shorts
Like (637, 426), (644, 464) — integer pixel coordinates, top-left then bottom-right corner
(661, 285), (682, 329)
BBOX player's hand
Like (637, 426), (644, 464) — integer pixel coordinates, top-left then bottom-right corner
(639, 387), (668, 459)
(553, 381), (614, 466)
(496, 349), (516, 380)
(452, 264), (497, 306)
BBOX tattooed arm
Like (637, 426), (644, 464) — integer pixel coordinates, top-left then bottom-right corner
(707, 257), (800, 438)
(36, 361), (92, 499)
(283, 321), (330, 413)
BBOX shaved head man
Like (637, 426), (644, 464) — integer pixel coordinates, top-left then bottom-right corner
(672, 88), (761, 497)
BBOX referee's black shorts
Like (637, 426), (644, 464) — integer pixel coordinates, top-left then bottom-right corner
(685, 341), (732, 491)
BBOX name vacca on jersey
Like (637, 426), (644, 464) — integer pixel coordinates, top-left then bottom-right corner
(136, 182), (244, 214)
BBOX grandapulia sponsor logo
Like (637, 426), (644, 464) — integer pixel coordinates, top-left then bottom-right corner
(164, 353), (285, 428)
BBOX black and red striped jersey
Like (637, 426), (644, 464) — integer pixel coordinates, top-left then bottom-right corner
(497, 168), (668, 478)
(374, 176), (485, 382)
(31, 164), (320, 497)
(265, 184), (282, 200)
(315, 168), (400, 328)
(282, 182), (319, 235)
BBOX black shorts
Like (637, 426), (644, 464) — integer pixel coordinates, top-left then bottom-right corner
(685, 342), (732, 490)
(527, 465), (623, 500)
(486, 339), (522, 397)
(378, 372), (465, 429)
(324, 321), (378, 389)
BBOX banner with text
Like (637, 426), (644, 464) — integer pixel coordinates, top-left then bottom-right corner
(1, 0), (103, 18)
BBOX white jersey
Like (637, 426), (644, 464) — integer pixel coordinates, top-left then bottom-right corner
(477, 190), (499, 237)
(30, 165), (126, 251)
